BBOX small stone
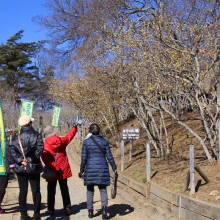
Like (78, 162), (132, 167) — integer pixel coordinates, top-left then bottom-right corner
(209, 190), (218, 196)
(215, 196), (220, 200)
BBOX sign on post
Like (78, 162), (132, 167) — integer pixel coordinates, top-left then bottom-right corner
(122, 128), (140, 140)
(122, 127), (140, 162)
(20, 100), (34, 117)
(52, 106), (61, 127)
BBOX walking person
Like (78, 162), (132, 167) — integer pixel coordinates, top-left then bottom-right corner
(41, 125), (77, 216)
(10, 115), (44, 220)
(78, 123), (117, 219)
(0, 140), (15, 214)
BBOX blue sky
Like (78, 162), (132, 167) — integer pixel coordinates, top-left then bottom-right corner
(0, 0), (48, 44)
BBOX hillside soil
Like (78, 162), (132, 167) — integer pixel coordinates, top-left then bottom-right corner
(107, 111), (220, 205)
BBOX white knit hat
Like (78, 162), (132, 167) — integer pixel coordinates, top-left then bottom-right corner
(18, 115), (34, 126)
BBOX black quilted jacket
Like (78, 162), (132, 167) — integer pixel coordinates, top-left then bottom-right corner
(10, 126), (44, 173)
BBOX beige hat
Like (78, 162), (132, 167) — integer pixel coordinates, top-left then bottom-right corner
(44, 126), (58, 138)
(18, 115), (34, 126)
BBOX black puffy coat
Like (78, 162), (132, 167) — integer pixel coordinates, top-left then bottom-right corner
(80, 134), (117, 186)
(10, 126), (44, 173)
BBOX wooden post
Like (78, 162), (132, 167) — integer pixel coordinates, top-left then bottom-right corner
(146, 143), (151, 181)
(190, 145), (195, 194)
(183, 169), (190, 192)
(129, 139), (132, 161)
(195, 165), (209, 183)
(121, 139), (124, 172)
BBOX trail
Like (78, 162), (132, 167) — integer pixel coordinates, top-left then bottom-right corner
(3, 139), (149, 219)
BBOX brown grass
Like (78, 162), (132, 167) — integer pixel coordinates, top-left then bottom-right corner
(108, 111), (220, 205)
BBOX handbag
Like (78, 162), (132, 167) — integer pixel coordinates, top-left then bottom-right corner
(41, 151), (59, 179)
(90, 136), (118, 199)
(18, 135), (43, 174)
(111, 170), (118, 199)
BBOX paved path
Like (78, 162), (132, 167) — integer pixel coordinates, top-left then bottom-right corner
(2, 140), (176, 220)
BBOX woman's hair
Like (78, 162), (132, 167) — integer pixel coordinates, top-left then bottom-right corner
(89, 123), (100, 135)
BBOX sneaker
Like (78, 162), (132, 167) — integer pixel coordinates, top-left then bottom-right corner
(0, 208), (5, 213)
(33, 213), (41, 220)
(20, 215), (31, 220)
(64, 207), (71, 216)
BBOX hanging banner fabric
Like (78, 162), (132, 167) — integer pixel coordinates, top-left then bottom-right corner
(0, 100), (7, 175)
(52, 106), (61, 127)
(20, 100), (34, 117)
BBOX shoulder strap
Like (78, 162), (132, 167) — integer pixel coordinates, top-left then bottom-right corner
(18, 135), (26, 160)
(90, 136), (105, 157)
(55, 150), (59, 162)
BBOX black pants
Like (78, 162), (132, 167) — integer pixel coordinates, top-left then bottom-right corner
(47, 179), (71, 211)
(17, 173), (41, 216)
(0, 175), (9, 204)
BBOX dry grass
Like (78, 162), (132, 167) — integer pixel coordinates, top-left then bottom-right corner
(108, 111), (220, 205)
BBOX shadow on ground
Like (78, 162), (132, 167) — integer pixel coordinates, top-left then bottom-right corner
(94, 204), (134, 219)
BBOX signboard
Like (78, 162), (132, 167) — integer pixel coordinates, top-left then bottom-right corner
(0, 100), (7, 175)
(52, 106), (61, 127)
(122, 128), (140, 140)
(20, 100), (34, 117)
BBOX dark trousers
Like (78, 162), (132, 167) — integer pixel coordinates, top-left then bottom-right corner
(17, 173), (41, 216)
(87, 185), (108, 210)
(47, 179), (71, 211)
(0, 175), (9, 204)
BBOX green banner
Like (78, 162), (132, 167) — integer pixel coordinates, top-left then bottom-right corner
(52, 106), (61, 127)
(0, 100), (7, 175)
(20, 100), (34, 117)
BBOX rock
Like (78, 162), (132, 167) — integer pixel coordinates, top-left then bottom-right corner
(209, 190), (218, 196)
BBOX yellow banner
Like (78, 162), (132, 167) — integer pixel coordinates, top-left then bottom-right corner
(52, 106), (61, 127)
(20, 100), (34, 117)
(0, 100), (7, 175)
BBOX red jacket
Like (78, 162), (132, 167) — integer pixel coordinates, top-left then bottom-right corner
(41, 127), (77, 182)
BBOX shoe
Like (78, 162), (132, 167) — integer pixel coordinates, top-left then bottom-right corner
(48, 210), (55, 216)
(88, 209), (93, 218)
(20, 215), (31, 220)
(64, 207), (71, 216)
(0, 208), (5, 213)
(33, 213), (41, 220)
(102, 206), (108, 219)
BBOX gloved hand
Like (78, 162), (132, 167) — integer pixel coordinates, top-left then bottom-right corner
(72, 123), (78, 130)
(78, 171), (83, 178)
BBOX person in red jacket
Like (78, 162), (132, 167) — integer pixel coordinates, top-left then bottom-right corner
(41, 125), (77, 217)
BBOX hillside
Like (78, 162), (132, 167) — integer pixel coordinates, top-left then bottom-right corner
(108, 111), (220, 205)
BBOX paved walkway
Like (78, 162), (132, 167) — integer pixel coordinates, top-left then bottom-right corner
(2, 140), (176, 220)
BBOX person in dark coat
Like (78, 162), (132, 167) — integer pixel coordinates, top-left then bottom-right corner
(0, 140), (15, 214)
(79, 123), (117, 219)
(10, 115), (44, 220)
(41, 125), (77, 217)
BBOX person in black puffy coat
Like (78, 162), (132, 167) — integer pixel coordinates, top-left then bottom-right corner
(79, 123), (117, 219)
(10, 115), (44, 220)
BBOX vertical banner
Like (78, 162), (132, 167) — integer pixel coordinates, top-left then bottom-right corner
(52, 106), (61, 127)
(20, 100), (34, 117)
(0, 100), (7, 175)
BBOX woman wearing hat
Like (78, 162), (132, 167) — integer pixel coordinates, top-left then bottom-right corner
(10, 115), (44, 220)
(41, 125), (77, 217)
